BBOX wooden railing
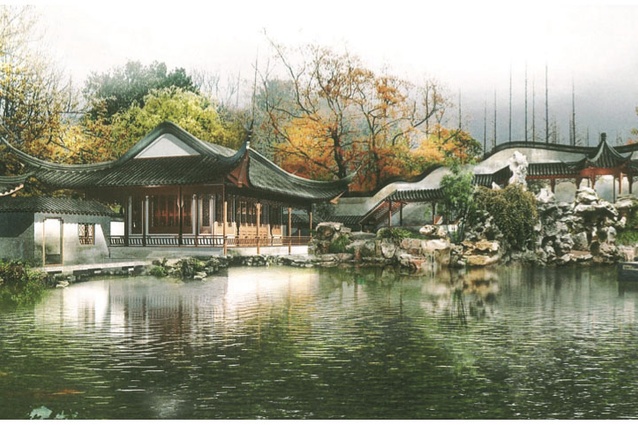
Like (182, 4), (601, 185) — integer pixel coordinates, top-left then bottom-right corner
(109, 235), (311, 247)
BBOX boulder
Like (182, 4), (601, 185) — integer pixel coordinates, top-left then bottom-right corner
(380, 241), (396, 259)
(360, 240), (377, 258)
(575, 187), (599, 204)
(466, 254), (501, 267)
(475, 240), (500, 253)
(572, 231), (590, 251)
(350, 231), (376, 241)
(536, 187), (556, 204)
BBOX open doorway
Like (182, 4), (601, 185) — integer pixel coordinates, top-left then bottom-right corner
(43, 218), (63, 265)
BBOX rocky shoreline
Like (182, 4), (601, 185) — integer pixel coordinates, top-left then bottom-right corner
(306, 186), (638, 272)
(48, 186), (638, 287)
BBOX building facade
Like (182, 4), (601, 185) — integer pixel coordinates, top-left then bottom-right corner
(2, 122), (354, 259)
(0, 197), (116, 266)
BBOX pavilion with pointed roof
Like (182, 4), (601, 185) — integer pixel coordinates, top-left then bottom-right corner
(2, 121), (354, 255)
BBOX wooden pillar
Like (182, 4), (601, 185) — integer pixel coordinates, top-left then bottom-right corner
(309, 209), (313, 233)
(432, 202), (437, 224)
(124, 195), (131, 247)
(288, 206), (292, 255)
(630, 175), (634, 194)
(194, 194), (199, 247)
(178, 187), (183, 246)
(619, 173), (623, 195)
(551, 178), (556, 193)
(223, 200), (228, 256)
(399, 202), (404, 226)
(143, 196), (148, 247)
(256, 202), (261, 255)
(388, 200), (393, 228)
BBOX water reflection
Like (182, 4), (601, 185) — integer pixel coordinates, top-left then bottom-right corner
(1, 264), (638, 419)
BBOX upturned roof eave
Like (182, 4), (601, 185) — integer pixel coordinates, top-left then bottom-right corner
(246, 147), (355, 189)
(1, 136), (116, 172)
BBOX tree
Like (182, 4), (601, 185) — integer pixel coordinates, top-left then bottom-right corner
(100, 87), (245, 158)
(82, 60), (198, 121)
(440, 164), (475, 222)
(439, 163), (475, 242)
(471, 184), (538, 250)
(260, 42), (449, 192)
(413, 125), (482, 167)
(0, 6), (76, 174)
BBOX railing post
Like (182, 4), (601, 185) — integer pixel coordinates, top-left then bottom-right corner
(256, 202), (261, 255)
(288, 206), (292, 255)
(142, 196), (148, 247)
(223, 200), (228, 256)
(124, 196), (130, 247)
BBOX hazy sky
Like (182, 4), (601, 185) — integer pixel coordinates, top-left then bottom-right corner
(34, 0), (638, 146)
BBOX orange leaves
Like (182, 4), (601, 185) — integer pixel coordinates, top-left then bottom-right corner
(264, 43), (475, 193)
(273, 116), (338, 181)
(414, 125), (482, 167)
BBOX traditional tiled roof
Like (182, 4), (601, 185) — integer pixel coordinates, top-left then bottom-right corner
(0, 196), (117, 216)
(566, 138), (632, 170)
(0, 174), (30, 197)
(527, 162), (575, 178)
(2, 122), (352, 202)
(2, 122), (246, 189)
(247, 149), (354, 201)
(388, 188), (445, 202)
(473, 166), (512, 187)
(31, 155), (235, 187)
(322, 215), (363, 226)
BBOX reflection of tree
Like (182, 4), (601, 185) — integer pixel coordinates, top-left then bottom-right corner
(451, 287), (468, 326)
(417, 268), (500, 326)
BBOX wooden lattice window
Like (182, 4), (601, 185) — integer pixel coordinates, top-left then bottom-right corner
(78, 223), (95, 245)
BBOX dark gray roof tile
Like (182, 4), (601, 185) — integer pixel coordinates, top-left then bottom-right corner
(0, 196), (117, 216)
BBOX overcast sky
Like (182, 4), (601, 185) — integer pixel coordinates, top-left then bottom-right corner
(33, 0), (638, 147)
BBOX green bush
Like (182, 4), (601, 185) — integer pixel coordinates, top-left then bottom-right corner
(149, 265), (168, 277)
(617, 229), (638, 246)
(376, 227), (415, 243)
(471, 184), (538, 250)
(0, 261), (47, 305)
(328, 234), (353, 254)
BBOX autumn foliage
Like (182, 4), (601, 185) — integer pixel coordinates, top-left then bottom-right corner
(0, 8), (482, 196)
(262, 43), (481, 192)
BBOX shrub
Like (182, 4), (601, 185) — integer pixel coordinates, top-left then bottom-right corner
(376, 227), (414, 243)
(471, 184), (538, 250)
(0, 261), (47, 305)
(328, 234), (353, 254)
(149, 265), (168, 277)
(617, 229), (638, 246)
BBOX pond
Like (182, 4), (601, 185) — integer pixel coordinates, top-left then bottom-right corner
(1, 264), (637, 419)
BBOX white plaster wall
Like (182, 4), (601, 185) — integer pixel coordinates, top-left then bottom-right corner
(34, 213), (111, 266)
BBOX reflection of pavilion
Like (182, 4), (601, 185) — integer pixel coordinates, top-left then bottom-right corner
(34, 269), (321, 336)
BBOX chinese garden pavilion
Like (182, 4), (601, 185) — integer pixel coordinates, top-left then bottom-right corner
(2, 121), (353, 253)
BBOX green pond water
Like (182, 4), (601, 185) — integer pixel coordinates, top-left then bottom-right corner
(1, 264), (637, 419)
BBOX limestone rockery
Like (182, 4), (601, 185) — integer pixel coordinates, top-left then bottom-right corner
(309, 186), (638, 271)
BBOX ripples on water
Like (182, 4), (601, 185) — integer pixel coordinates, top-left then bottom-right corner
(1, 264), (638, 419)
